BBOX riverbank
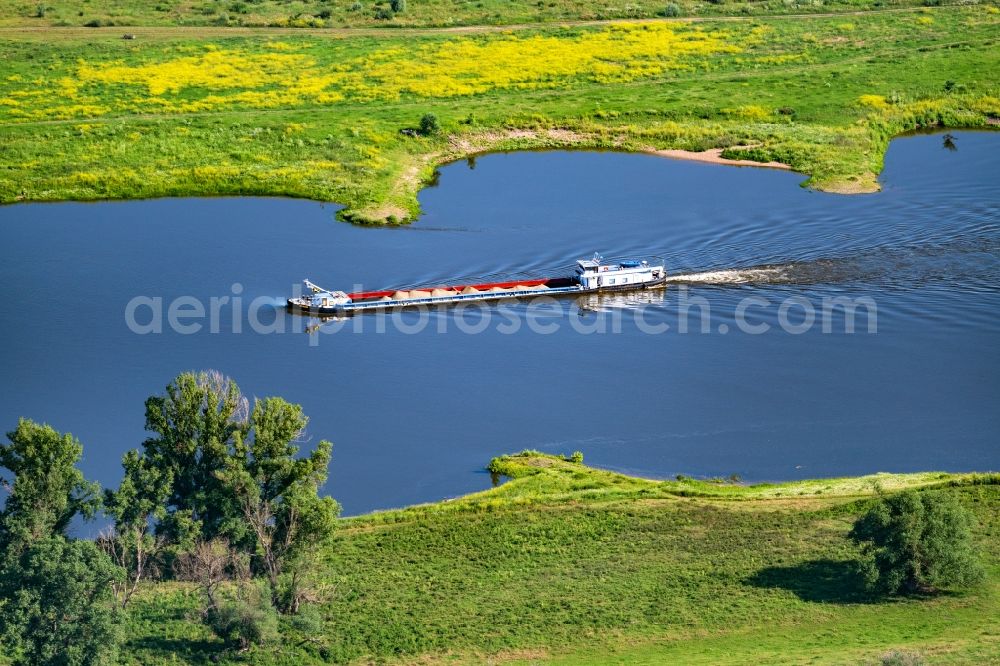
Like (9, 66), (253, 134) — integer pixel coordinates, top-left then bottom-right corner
(1, 6), (998, 223)
(116, 452), (999, 664)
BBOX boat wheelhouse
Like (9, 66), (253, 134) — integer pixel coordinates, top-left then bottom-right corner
(575, 258), (659, 290)
(287, 253), (666, 316)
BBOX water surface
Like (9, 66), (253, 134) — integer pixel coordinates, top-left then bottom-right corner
(1, 131), (997, 514)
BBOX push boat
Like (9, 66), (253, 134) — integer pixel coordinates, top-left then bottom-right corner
(286, 254), (667, 316)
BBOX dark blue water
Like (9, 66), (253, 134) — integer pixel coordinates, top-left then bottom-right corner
(1, 131), (998, 515)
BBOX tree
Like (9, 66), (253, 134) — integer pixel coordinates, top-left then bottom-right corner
(140, 371), (250, 549)
(174, 538), (246, 611)
(117, 371), (338, 607)
(0, 419), (101, 551)
(218, 398), (339, 613)
(390, 0), (405, 12)
(849, 490), (985, 595)
(418, 113), (441, 136)
(100, 449), (173, 609)
(0, 536), (123, 666)
(0, 421), (123, 665)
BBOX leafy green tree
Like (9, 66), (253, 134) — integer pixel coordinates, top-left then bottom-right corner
(118, 371), (339, 604)
(0, 420), (122, 666)
(0, 419), (101, 550)
(0, 536), (124, 666)
(140, 371), (251, 549)
(419, 113), (441, 136)
(849, 490), (985, 595)
(219, 397), (339, 613)
(101, 449), (173, 608)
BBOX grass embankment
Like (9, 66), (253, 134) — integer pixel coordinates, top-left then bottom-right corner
(1, 7), (998, 222)
(122, 452), (1000, 664)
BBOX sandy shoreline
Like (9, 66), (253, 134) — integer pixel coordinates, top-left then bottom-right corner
(648, 147), (792, 170)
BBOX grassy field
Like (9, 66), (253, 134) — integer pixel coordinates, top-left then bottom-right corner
(0, 0), (982, 29)
(0, 5), (998, 223)
(114, 452), (1000, 664)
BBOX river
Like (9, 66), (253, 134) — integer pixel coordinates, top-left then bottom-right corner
(1, 130), (997, 514)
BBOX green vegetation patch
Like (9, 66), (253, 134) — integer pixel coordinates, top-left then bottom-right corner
(0, 0), (987, 29)
(1, 7), (998, 222)
(106, 452), (1000, 664)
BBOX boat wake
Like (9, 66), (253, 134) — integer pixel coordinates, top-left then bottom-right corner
(666, 235), (1000, 290)
(665, 266), (792, 285)
(664, 259), (865, 286)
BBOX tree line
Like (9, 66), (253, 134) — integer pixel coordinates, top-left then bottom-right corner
(0, 370), (339, 664)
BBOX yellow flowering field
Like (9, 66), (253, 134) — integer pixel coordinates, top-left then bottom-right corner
(1, 23), (767, 121)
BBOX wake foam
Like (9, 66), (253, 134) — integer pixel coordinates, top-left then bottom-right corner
(665, 266), (792, 285)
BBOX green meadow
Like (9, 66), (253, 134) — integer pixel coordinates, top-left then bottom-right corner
(1, 6), (998, 223)
(0, 0), (982, 29)
(114, 453), (1000, 664)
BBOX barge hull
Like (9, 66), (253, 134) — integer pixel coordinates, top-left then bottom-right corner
(287, 277), (667, 317)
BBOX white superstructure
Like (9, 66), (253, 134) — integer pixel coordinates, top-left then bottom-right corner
(575, 258), (662, 290)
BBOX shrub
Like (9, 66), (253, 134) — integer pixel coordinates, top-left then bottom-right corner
(390, 0), (406, 12)
(374, 6), (393, 19)
(419, 113), (441, 135)
(663, 2), (680, 16)
(487, 456), (521, 477)
(206, 595), (279, 650)
(289, 603), (325, 635)
(877, 650), (926, 666)
(349, 1), (362, 9)
(569, 451), (584, 464)
(878, 650), (926, 666)
(849, 490), (985, 595)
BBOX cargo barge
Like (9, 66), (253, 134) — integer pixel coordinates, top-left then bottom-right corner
(286, 254), (666, 316)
